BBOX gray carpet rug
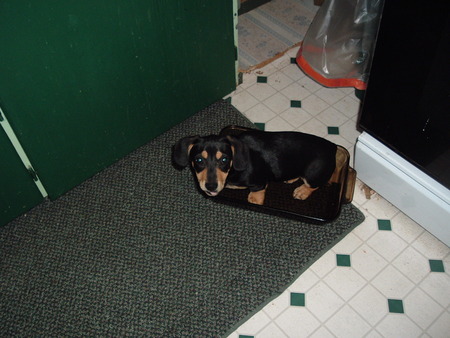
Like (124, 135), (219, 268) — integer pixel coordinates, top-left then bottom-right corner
(0, 99), (364, 337)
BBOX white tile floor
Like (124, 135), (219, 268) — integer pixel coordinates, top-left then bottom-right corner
(225, 50), (450, 338)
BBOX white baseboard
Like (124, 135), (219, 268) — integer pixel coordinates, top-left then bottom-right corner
(354, 132), (450, 247)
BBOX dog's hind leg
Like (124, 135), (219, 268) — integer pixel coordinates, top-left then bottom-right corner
(293, 183), (318, 200)
(284, 177), (300, 184)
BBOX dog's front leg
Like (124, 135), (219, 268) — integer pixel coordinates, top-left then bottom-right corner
(247, 187), (267, 205)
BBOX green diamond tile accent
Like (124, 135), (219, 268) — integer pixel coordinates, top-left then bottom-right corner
(290, 292), (305, 306)
(429, 259), (445, 272)
(388, 299), (404, 313)
(291, 100), (302, 108)
(254, 122), (265, 130)
(378, 219), (392, 231)
(257, 76), (267, 83)
(336, 254), (351, 267)
(290, 57), (297, 64)
(328, 126), (339, 135)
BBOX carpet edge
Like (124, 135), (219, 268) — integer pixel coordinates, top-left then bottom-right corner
(221, 203), (365, 337)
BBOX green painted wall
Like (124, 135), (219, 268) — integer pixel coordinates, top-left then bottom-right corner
(0, 1), (236, 204)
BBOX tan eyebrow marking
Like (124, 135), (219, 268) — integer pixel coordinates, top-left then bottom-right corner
(216, 151), (223, 160)
(201, 150), (208, 159)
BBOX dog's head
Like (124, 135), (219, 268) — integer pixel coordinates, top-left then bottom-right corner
(172, 134), (248, 197)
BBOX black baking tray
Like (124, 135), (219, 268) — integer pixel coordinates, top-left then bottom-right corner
(215, 126), (357, 223)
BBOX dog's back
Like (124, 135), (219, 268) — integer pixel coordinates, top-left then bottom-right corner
(235, 130), (337, 187)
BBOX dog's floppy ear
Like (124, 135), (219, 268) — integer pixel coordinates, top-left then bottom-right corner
(227, 136), (249, 171)
(172, 136), (200, 168)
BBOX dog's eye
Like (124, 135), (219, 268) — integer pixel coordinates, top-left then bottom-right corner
(195, 158), (204, 164)
(221, 157), (228, 163)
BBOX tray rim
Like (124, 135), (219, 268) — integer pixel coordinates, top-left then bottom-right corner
(217, 125), (355, 223)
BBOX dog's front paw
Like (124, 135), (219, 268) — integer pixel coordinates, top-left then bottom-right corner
(293, 185), (318, 200)
(248, 190), (266, 205)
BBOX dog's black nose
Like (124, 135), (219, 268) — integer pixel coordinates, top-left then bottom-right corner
(205, 182), (218, 192)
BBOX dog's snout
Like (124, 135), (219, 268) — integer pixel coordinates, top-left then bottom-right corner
(205, 182), (218, 192)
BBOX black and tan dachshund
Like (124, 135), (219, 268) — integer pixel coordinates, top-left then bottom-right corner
(173, 127), (337, 205)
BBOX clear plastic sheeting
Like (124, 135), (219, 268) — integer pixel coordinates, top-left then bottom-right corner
(296, 0), (384, 90)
